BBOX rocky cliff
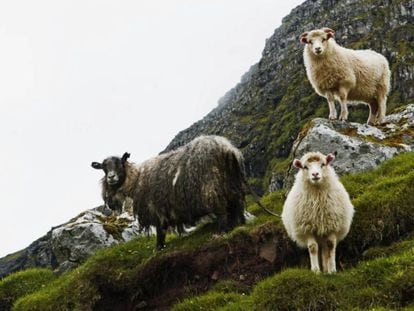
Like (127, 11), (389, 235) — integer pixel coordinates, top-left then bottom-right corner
(165, 0), (414, 191)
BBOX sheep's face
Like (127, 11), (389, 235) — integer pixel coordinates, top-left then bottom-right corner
(91, 152), (130, 187)
(300, 28), (335, 56)
(294, 152), (335, 185)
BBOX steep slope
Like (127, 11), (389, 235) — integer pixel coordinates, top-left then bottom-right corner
(5, 152), (414, 310)
(165, 0), (414, 191)
(0, 208), (141, 278)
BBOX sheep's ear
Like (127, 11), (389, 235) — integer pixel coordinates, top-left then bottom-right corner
(323, 28), (335, 39)
(293, 159), (303, 169)
(300, 32), (308, 44)
(326, 153), (335, 164)
(121, 152), (130, 163)
(91, 162), (103, 170)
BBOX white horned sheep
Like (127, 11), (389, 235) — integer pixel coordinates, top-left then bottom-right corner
(301, 27), (391, 125)
(281, 152), (354, 273)
(91, 135), (248, 249)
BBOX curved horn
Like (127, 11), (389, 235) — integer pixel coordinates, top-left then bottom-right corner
(121, 152), (131, 162)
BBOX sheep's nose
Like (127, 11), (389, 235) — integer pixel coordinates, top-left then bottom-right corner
(315, 47), (321, 53)
(312, 172), (319, 177)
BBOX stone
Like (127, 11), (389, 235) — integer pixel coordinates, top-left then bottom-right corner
(281, 105), (414, 189)
(0, 207), (143, 277)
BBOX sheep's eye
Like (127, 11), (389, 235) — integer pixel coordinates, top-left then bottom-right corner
(321, 163), (326, 167)
(322, 38), (326, 43)
(308, 40), (313, 44)
(303, 166), (308, 170)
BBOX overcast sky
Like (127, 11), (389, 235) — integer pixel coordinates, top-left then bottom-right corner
(0, 0), (304, 257)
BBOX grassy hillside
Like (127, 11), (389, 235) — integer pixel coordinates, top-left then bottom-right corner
(2, 152), (414, 310)
(174, 240), (414, 310)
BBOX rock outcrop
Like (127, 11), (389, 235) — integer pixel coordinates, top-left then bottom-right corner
(279, 104), (414, 189)
(0, 208), (142, 278)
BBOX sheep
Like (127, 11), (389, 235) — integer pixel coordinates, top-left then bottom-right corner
(91, 135), (247, 249)
(91, 152), (136, 215)
(281, 152), (354, 273)
(300, 27), (391, 125)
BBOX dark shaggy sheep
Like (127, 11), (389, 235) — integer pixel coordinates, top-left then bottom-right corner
(91, 135), (247, 249)
(92, 152), (136, 214)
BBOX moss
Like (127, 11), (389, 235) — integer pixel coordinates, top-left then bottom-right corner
(172, 292), (244, 311)
(216, 296), (253, 311)
(338, 124), (414, 148)
(173, 279), (251, 311)
(343, 172), (414, 257)
(100, 215), (130, 241)
(13, 237), (156, 311)
(0, 269), (56, 310)
(248, 244), (414, 310)
(252, 269), (339, 310)
(363, 238), (414, 260)
(212, 280), (250, 295)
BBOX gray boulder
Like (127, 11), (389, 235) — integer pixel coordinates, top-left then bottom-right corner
(0, 208), (143, 277)
(278, 104), (414, 190)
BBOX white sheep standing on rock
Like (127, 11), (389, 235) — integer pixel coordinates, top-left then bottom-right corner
(281, 152), (354, 273)
(301, 27), (391, 125)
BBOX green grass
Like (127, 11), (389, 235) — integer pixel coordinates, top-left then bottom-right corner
(172, 292), (245, 311)
(0, 269), (56, 311)
(6, 152), (414, 310)
(252, 246), (414, 310)
(175, 239), (414, 310)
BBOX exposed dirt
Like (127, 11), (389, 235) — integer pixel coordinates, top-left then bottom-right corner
(93, 223), (301, 310)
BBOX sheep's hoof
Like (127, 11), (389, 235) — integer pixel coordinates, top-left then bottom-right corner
(339, 114), (348, 121)
(156, 244), (166, 251)
(374, 119), (386, 126)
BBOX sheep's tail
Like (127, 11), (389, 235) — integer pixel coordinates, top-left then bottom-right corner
(239, 170), (280, 218)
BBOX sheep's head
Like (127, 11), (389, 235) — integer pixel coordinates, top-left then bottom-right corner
(300, 28), (335, 56)
(293, 152), (335, 185)
(91, 152), (130, 187)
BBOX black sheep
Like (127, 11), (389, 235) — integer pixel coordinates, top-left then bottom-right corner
(91, 135), (247, 249)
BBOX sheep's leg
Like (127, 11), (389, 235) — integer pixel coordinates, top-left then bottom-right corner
(326, 234), (337, 274)
(376, 95), (387, 125)
(338, 88), (349, 121)
(367, 100), (379, 125)
(307, 237), (320, 273)
(226, 197), (244, 229)
(234, 198), (246, 226)
(156, 226), (167, 250)
(217, 213), (229, 233)
(326, 93), (337, 120)
(321, 240), (329, 273)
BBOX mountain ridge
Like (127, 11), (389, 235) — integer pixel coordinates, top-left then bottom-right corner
(164, 0), (414, 191)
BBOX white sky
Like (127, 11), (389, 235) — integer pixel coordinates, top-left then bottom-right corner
(0, 0), (303, 257)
